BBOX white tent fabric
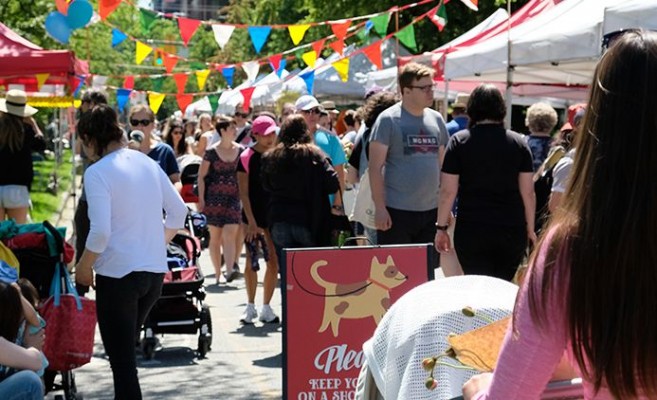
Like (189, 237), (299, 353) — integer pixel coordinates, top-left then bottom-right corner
(603, 0), (657, 34)
(444, 0), (621, 85)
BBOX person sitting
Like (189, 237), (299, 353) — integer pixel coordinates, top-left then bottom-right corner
(463, 30), (657, 399)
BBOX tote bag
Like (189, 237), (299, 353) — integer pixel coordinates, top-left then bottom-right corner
(351, 168), (376, 230)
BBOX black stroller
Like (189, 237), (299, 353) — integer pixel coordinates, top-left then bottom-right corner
(1, 220), (83, 400)
(141, 232), (212, 359)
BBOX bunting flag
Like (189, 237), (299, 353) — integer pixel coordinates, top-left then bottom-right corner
(56, 0), (71, 14)
(69, 75), (85, 97)
(148, 92), (166, 114)
(312, 39), (326, 57)
(269, 54), (282, 73)
(99, 0), (121, 20)
(173, 73), (188, 94)
(176, 94), (194, 113)
(300, 70), (315, 94)
(207, 93), (219, 114)
(459, 0), (478, 11)
(242, 61), (260, 82)
(135, 41), (153, 65)
(35, 73), (49, 90)
(163, 54), (178, 73)
(212, 24), (235, 50)
(330, 21), (352, 41)
(124, 75), (135, 90)
(92, 75), (108, 88)
(111, 28), (128, 47)
(116, 88), (132, 112)
(195, 69), (211, 90)
(301, 51), (317, 68)
(332, 58), (350, 82)
(288, 24), (311, 46)
(178, 17), (201, 46)
(329, 39), (345, 55)
(139, 9), (158, 34)
(247, 26), (272, 54)
(395, 25), (418, 52)
(221, 66), (235, 87)
(362, 42), (383, 70)
(430, 4), (448, 31)
(276, 59), (287, 78)
(240, 87), (256, 112)
(370, 13), (391, 37)
(151, 76), (164, 92)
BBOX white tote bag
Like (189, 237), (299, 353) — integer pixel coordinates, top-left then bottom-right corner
(350, 169), (377, 229)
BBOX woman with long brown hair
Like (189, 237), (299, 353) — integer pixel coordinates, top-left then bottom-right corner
(463, 30), (657, 399)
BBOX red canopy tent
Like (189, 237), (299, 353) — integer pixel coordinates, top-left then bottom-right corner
(0, 21), (87, 94)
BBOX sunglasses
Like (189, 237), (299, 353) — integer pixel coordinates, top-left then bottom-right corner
(171, 129), (183, 135)
(235, 112), (249, 118)
(301, 108), (322, 115)
(130, 119), (153, 127)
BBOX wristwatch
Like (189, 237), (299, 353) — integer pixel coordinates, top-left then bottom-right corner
(435, 223), (449, 231)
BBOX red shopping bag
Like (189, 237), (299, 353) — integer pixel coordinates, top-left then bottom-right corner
(40, 263), (97, 371)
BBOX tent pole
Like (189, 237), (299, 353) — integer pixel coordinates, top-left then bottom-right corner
(505, 0), (513, 129)
(443, 80), (449, 120)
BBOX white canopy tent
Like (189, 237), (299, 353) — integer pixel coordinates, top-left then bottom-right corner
(603, 0), (657, 34)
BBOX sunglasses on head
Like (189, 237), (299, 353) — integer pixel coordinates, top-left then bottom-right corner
(130, 119), (152, 127)
(171, 129), (183, 135)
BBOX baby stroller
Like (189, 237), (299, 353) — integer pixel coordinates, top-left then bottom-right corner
(0, 220), (82, 400)
(141, 232), (213, 359)
(185, 208), (209, 250)
(178, 154), (201, 204)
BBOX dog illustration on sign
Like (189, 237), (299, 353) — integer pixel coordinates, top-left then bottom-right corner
(311, 255), (408, 337)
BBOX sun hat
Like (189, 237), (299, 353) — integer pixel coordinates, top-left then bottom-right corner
(0, 89), (38, 117)
(320, 100), (340, 114)
(295, 95), (321, 111)
(251, 115), (277, 136)
(452, 93), (470, 109)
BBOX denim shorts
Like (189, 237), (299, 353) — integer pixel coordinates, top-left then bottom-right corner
(0, 185), (30, 208)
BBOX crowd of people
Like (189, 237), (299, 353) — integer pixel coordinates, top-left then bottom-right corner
(2, 29), (657, 400)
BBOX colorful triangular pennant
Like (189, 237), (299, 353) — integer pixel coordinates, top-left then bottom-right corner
(207, 94), (219, 114)
(330, 20), (351, 41)
(124, 75), (135, 90)
(35, 73), (49, 90)
(173, 73), (188, 94)
(362, 42), (383, 70)
(247, 26), (272, 54)
(430, 4), (448, 31)
(221, 65), (235, 87)
(151, 76), (164, 92)
(276, 59), (287, 78)
(99, 0), (121, 20)
(395, 24), (418, 52)
(178, 17), (201, 46)
(135, 41), (153, 65)
(329, 39), (345, 55)
(332, 58), (350, 82)
(242, 61), (260, 82)
(116, 88), (131, 112)
(212, 24), (235, 50)
(300, 70), (315, 94)
(111, 28), (128, 47)
(195, 69), (210, 91)
(301, 51), (317, 68)
(312, 39), (326, 58)
(288, 24), (310, 46)
(459, 0), (478, 11)
(162, 54), (178, 74)
(148, 92), (166, 114)
(176, 94), (194, 114)
(240, 87), (256, 112)
(370, 13), (391, 37)
(139, 9), (158, 34)
(269, 54), (282, 73)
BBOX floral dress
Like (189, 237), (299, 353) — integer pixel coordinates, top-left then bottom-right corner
(202, 147), (242, 227)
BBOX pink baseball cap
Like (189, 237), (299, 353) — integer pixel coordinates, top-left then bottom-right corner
(251, 115), (277, 136)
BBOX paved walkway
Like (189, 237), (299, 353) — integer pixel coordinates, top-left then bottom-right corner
(46, 190), (283, 400)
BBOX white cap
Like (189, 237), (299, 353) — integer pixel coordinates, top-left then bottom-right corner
(295, 95), (321, 111)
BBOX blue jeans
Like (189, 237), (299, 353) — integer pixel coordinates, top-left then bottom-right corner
(271, 222), (315, 285)
(96, 271), (164, 400)
(0, 370), (43, 400)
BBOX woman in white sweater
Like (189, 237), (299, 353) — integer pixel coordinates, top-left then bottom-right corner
(74, 104), (187, 399)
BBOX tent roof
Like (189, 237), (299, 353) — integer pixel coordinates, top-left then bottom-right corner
(444, 0), (616, 85)
(603, 0), (657, 34)
(0, 22), (83, 93)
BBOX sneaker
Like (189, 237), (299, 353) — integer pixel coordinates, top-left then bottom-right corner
(223, 268), (239, 283)
(259, 305), (280, 324)
(240, 305), (258, 324)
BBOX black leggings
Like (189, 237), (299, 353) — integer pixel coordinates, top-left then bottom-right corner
(454, 221), (527, 281)
(96, 272), (164, 400)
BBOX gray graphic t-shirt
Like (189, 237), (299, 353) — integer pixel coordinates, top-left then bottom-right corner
(369, 102), (449, 211)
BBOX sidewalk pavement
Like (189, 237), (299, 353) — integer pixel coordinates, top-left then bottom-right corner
(46, 191), (283, 400)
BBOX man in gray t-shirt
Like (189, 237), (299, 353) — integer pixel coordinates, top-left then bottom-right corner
(368, 62), (449, 247)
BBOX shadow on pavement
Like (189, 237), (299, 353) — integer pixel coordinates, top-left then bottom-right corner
(253, 352), (282, 368)
(233, 322), (282, 338)
(138, 347), (199, 368)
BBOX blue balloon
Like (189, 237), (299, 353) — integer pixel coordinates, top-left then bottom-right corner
(45, 12), (72, 44)
(66, 0), (93, 30)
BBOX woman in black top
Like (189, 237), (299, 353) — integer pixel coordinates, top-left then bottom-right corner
(0, 90), (45, 224)
(261, 115), (340, 277)
(434, 84), (536, 281)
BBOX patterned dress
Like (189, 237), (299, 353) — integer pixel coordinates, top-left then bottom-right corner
(202, 147), (242, 227)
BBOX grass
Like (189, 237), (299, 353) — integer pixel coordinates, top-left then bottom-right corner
(30, 149), (74, 223)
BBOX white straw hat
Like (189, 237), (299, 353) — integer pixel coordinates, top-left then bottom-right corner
(0, 89), (38, 117)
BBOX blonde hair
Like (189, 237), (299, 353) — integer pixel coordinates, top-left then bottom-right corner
(128, 104), (155, 120)
(525, 102), (558, 134)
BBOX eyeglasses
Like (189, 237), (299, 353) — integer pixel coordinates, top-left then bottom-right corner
(171, 129), (183, 135)
(408, 84), (435, 93)
(301, 108), (322, 115)
(130, 119), (153, 127)
(234, 112), (249, 118)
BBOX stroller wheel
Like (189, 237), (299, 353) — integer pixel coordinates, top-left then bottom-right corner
(62, 370), (82, 400)
(199, 306), (213, 349)
(198, 335), (211, 358)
